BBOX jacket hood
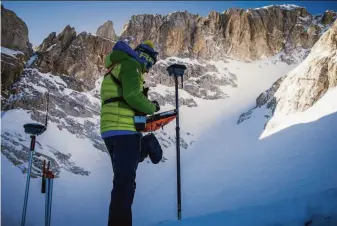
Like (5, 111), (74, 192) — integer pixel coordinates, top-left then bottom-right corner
(105, 41), (147, 69)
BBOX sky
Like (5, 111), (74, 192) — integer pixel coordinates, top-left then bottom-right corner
(3, 1), (337, 47)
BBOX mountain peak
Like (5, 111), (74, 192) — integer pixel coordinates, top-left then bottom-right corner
(96, 20), (117, 41)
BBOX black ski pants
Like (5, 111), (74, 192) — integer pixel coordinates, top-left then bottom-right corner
(103, 133), (142, 226)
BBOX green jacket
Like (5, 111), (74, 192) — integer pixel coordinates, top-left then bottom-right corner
(100, 50), (156, 133)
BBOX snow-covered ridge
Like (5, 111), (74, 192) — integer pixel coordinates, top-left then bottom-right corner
(254, 4), (303, 11)
(238, 20), (337, 139)
(262, 86), (337, 138)
(1, 46), (24, 58)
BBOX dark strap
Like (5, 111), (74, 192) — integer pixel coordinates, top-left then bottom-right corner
(105, 71), (122, 87)
(102, 63), (147, 116)
(104, 63), (121, 86)
(103, 96), (125, 105)
(103, 63), (124, 106)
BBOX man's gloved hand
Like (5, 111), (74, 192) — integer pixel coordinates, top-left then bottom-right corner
(152, 100), (160, 112)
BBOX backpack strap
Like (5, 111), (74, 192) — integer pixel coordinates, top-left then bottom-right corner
(102, 62), (148, 117)
(103, 63), (125, 105)
(104, 63), (121, 86)
(103, 96), (124, 105)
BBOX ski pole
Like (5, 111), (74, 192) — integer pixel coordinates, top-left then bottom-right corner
(166, 64), (187, 220)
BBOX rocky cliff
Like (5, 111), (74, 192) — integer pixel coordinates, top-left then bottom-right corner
(121, 5), (335, 61)
(1, 48), (26, 103)
(268, 20), (337, 114)
(1, 5), (34, 103)
(1, 5), (33, 56)
(96, 20), (117, 41)
(1, 5), (33, 104)
(238, 20), (337, 128)
(34, 25), (116, 91)
(33, 23), (239, 101)
(28, 5), (336, 100)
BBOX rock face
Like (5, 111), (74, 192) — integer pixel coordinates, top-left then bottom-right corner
(1, 49), (26, 103)
(96, 20), (117, 41)
(271, 20), (337, 115)
(256, 76), (286, 108)
(121, 5), (335, 61)
(1, 5), (33, 56)
(321, 10), (337, 25)
(237, 76), (285, 124)
(32, 5), (335, 99)
(1, 5), (33, 103)
(35, 26), (115, 90)
(146, 57), (236, 101)
(34, 25), (237, 101)
(238, 20), (337, 126)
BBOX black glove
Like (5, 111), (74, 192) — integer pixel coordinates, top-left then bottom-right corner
(152, 100), (160, 112)
(143, 87), (149, 97)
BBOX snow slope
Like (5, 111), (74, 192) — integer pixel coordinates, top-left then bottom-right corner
(2, 49), (337, 226)
(1, 54), (299, 226)
(155, 88), (337, 226)
(135, 79), (337, 225)
(155, 189), (337, 226)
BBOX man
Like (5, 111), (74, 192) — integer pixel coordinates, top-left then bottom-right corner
(100, 40), (160, 226)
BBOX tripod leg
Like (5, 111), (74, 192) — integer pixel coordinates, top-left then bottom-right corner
(48, 179), (53, 226)
(21, 149), (34, 226)
(45, 178), (49, 226)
